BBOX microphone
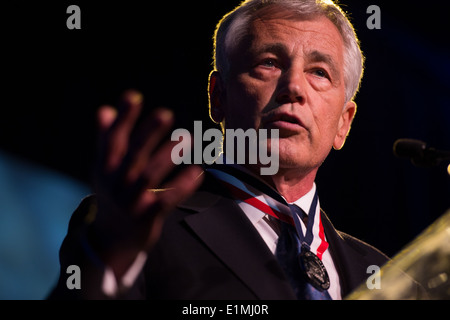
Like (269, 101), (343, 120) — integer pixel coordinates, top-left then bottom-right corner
(393, 139), (450, 167)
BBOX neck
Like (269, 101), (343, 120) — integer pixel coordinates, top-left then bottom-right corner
(246, 165), (318, 203)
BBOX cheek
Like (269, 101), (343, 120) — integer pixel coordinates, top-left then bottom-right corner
(225, 77), (273, 129)
(317, 111), (341, 137)
(308, 101), (345, 158)
(312, 94), (344, 137)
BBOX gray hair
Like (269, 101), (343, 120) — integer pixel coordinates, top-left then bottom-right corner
(213, 0), (364, 102)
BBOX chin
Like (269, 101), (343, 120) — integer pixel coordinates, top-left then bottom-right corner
(278, 157), (309, 171)
(278, 150), (310, 170)
(276, 148), (320, 174)
(277, 139), (305, 161)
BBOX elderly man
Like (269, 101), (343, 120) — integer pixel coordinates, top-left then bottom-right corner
(49, 0), (389, 300)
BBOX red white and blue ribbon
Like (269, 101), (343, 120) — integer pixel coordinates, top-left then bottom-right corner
(207, 165), (329, 260)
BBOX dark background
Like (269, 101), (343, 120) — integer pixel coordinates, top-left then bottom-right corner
(1, 0), (449, 298)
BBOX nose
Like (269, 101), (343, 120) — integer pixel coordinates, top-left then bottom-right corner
(275, 67), (306, 105)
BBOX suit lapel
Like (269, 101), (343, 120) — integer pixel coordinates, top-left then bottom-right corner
(179, 189), (296, 300)
(320, 210), (373, 297)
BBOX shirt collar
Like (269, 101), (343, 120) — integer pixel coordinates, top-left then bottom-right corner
(290, 183), (317, 216)
(214, 159), (317, 219)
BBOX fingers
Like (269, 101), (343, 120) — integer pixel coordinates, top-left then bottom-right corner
(95, 89), (202, 212)
(137, 165), (205, 220)
(122, 108), (174, 184)
(97, 90), (144, 173)
(120, 138), (180, 211)
(137, 139), (180, 188)
(160, 165), (205, 206)
(96, 90), (174, 179)
(97, 106), (117, 132)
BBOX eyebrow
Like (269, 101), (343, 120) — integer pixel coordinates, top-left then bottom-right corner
(252, 43), (289, 58)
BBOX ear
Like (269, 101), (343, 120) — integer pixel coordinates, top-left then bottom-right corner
(333, 101), (357, 150)
(208, 70), (225, 124)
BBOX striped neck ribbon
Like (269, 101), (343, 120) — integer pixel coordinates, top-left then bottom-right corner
(206, 165), (329, 260)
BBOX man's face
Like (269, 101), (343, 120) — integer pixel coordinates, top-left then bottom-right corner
(212, 13), (356, 174)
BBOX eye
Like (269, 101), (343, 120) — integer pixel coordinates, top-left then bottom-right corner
(258, 58), (278, 68)
(312, 68), (329, 79)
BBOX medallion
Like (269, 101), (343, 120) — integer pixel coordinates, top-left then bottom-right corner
(299, 247), (330, 291)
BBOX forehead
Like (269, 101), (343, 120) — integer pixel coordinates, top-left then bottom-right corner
(246, 14), (344, 62)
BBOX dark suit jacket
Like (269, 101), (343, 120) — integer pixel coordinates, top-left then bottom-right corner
(48, 173), (390, 300)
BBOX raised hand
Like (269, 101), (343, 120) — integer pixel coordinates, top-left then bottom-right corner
(90, 90), (203, 278)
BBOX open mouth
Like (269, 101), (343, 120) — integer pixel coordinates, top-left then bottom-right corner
(278, 114), (301, 125)
(263, 113), (304, 132)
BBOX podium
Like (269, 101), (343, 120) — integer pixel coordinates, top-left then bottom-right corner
(347, 209), (450, 300)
